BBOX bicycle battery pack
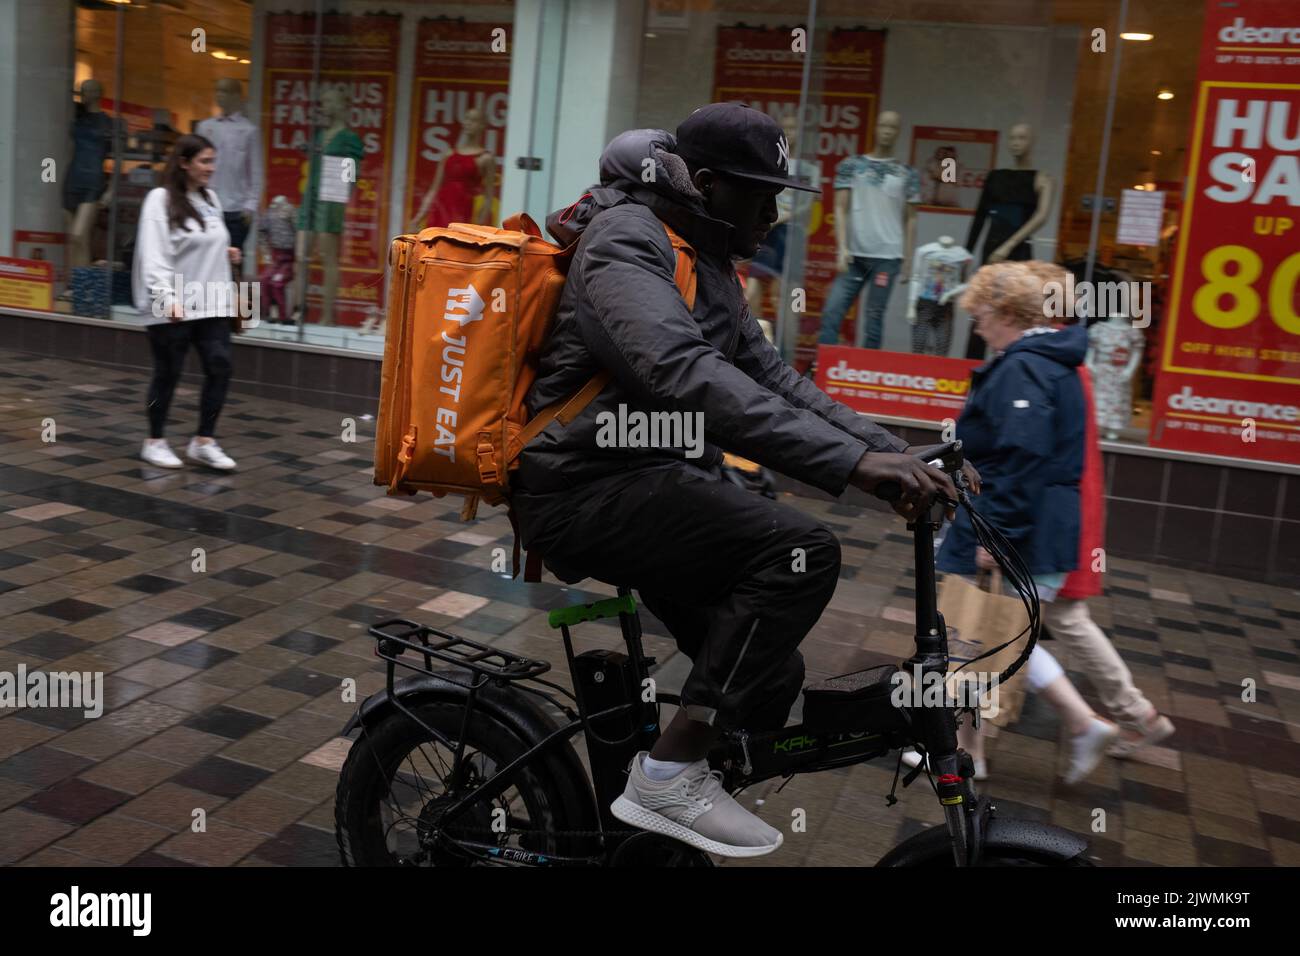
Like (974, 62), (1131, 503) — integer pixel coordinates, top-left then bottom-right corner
(572, 649), (658, 817)
(801, 664), (910, 735)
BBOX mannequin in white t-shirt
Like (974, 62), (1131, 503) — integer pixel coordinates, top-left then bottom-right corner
(815, 110), (921, 352)
(1086, 314), (1145, 439)
(906, 235), (972, 356)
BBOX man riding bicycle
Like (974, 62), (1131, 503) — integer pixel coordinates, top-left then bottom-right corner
(512, 103), (973, 858)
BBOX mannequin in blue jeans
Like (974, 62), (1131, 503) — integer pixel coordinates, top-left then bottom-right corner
(816, 110), (919, 350)
(817, 256), (900, 349)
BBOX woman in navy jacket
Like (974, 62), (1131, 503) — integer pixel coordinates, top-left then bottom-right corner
(936, 263), (1118, 784)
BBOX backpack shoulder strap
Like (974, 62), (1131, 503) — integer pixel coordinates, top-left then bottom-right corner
(515, 219), (696, 450)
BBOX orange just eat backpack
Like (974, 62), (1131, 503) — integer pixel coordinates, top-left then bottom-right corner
(373, 210), (698, 573)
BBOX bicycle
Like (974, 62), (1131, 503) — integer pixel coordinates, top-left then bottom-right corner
(334, 441), (1093, 867)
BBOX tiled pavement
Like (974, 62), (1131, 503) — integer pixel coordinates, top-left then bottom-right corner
(1, 349), (1298, 868)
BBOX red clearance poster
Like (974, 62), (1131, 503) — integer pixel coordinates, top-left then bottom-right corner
(261, 12), (398, 326)
(712, 25), (884, 360)
(814, 346), (979, 423)
(1150, 0), (1300, 463)
(404, 19), (510, 232)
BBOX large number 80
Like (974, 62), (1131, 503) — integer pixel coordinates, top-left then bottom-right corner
(1193, 245), (1300, 335)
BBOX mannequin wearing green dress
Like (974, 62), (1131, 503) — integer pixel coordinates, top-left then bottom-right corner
(295, 87), (364, 326)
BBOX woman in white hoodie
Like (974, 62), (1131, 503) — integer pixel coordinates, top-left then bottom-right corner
(133, 133), (240, 470)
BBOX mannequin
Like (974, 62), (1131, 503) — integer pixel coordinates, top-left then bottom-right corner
(906, 235), (972, 356)
(64, 79), (117, 270)
(745, 113), (820, 322)
(816, 109), (919, 351)
(964, 123), (1053, 358)
(1086, 314), (1144, 440)
(196, 78), (262, 261)
(409, 107), (496, 231)
(295, 86), (364, 326)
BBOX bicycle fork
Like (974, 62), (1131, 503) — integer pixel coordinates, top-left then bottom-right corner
(907, 505), (979, 866)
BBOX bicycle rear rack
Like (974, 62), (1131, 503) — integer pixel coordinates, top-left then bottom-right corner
(369, 618), (552, 684)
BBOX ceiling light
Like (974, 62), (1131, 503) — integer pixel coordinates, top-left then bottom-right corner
(1121, 32), (1154, 41)
(1157, 88), (1175, 100)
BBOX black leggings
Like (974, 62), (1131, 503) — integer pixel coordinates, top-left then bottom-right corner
(146, 317), (233, 439)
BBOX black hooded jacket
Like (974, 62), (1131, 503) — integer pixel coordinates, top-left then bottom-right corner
(513, 128), (906, 541)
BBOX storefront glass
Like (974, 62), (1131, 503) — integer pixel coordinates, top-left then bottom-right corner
(2, 0), (1297, 467)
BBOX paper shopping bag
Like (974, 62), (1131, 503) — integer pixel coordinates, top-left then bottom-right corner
(938, 571), (1031, 734)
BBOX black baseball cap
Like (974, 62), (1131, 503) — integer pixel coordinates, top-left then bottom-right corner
(674, 102), (820, 193)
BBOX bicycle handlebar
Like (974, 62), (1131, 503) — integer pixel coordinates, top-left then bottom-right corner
(870, 440), (965, 505)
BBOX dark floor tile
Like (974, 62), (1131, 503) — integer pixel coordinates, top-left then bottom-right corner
(1119, 779), (1190, 814)
(322, 511), (370, 526)
(77, 544), (132, 562)
(1192, 833), (1274, 866)
(269, 630), (342, 655)
(125, 850), (198, 867)
(373, 515), (420, 530)
(1260, 812), (1300, 844)
(267, 668), (338, 697)
(6, 631), (94, 661)
(253, 823), (340, 866)
(0, 745), (94, 787)
(159, 642), (238, 670)
(212, 568), (275, 588)
(119, 573), (186, 595)
(0, 552), (33, 571)
(228, 504), (275, 518)
(1162, 650), (1212, 670)
(1155, 617), (1200, 633)
(415, 539), (476, 559)
(20, 778), (131, 824)
(170, 607), (242, 631)
(182, 705), (273, 740)
(170, 755), (271, 798)
(336, 603), (396, 624)
(31, 598), (105, 623)
(298, 562), (356, 581)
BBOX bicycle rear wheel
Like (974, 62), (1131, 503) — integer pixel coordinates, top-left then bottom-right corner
(335, 701), (580, 866)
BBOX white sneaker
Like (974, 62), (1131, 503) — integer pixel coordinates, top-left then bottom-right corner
(610, 753), (782, 858)
(141, 439), (183, 469)
(1063, 717), (1120, 785)
(186, 437), (236, 471)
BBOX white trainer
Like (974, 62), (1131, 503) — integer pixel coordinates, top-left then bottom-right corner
(141, 439), (183, 469)
(186, 437), (236, 471)
(610, 752), (782, 858)
(1062, 716), (1120, 785)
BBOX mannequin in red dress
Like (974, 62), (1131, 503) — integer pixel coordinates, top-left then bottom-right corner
(410, 107), (497, 230)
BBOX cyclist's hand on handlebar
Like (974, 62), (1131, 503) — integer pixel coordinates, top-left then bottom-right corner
(850, 451), (958, 520)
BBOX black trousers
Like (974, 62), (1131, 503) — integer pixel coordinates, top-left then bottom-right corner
(516, 464), (842, 731)
(146, 317), (233, 439)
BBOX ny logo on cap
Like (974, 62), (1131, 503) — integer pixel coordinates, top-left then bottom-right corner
(776, 134), (790, 172)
